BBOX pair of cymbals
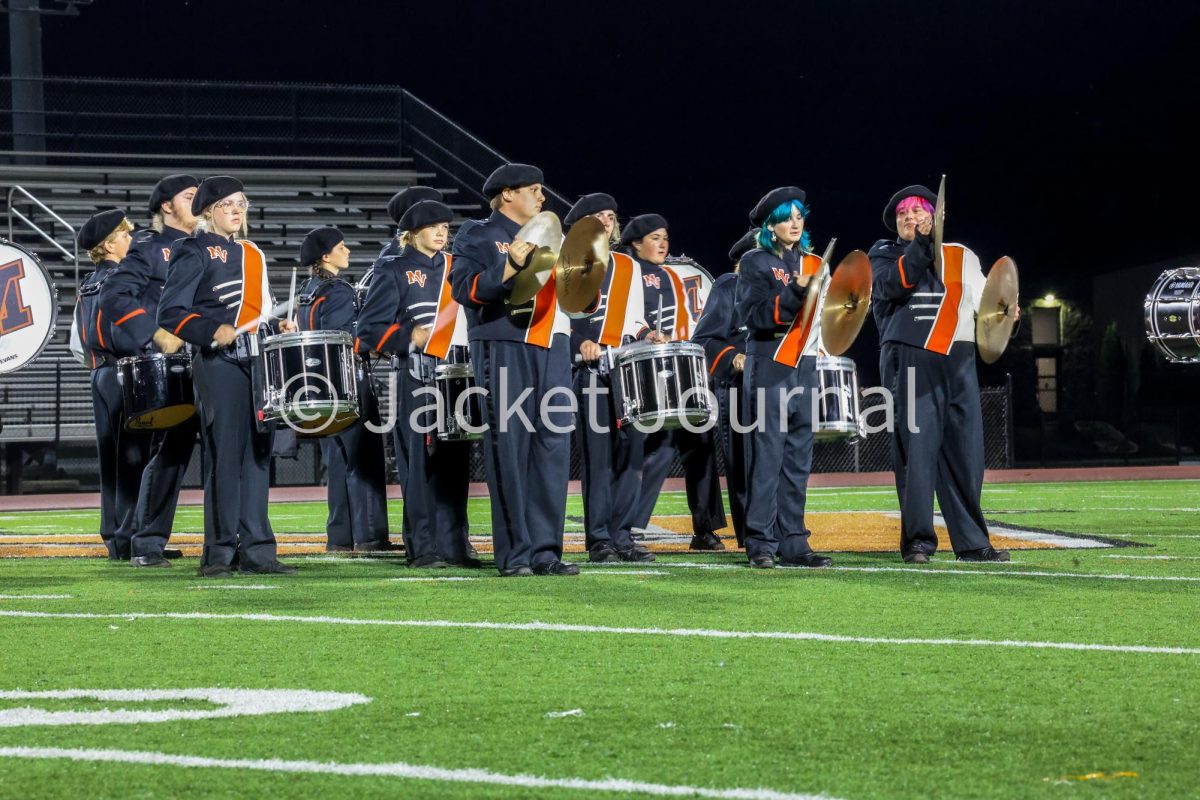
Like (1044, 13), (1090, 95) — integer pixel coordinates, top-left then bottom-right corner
(508, 212), (611, 311)
(820, 249), (873, 356)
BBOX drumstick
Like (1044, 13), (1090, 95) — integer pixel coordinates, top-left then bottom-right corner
(656, 295), (663, 337)
(208, 299), (293, 349)
(287, 267), (298, 326)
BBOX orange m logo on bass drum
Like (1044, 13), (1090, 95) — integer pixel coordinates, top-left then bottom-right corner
(0, 258), (34, 337)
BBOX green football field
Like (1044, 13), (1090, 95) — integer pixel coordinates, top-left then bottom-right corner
(0, 479), (1198, 799)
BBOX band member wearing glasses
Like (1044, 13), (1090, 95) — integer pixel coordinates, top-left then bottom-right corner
(450, 164), (578, 577)
(159, 176), (298, 577)
(735, 187), (832, 569)
(869, 185), (1010, 563)
(100, 174), (199, 568)
(295, 226), (391, 555)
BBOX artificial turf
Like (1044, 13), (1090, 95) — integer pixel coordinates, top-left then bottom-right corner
(0, 479), (1197, 799)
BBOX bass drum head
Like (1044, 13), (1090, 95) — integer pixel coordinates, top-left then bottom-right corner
(1145, 268), (1200, 362)
(128, 404), (197, 430)
(0, 239), (58, 374)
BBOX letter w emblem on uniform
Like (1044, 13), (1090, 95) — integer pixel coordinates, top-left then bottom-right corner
(405, 270), (427, 287)
(206, 246), (228, 263)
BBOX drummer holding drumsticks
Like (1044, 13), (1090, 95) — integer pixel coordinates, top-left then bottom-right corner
(158, 176), (297, 577)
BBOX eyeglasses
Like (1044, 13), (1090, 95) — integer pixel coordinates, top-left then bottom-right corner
(215, 199), (250, 211)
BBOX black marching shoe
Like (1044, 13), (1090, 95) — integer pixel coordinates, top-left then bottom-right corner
(956, 547), (1011, 563)
(163, 549), (183, 560)
(130, 554), (171, 568)
(780, 553), (833, 568)
(903, 551), (931, 564)
(617, 544), (656, 563)
(197, 564), (233, 578)
(354, 541), (403, 555)
(588, 541), (621, 563)
(499, 566), (534, 577)
(532, 560), (581, 576)
(409, 554), (451, 569)
(690, 531), (726, 551)
(240, 560), (298, 575)
(447, 556), (485, 569)
(465, 540), (480, 559)
(326, 544), (353, 553)
(749, 554), (776, 569)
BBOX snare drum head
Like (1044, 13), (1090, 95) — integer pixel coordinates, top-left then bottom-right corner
(0, 239), (58, 374)
(262, 329), (353, 350)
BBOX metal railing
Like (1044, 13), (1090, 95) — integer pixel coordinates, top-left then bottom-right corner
(6, 183), (78, 285)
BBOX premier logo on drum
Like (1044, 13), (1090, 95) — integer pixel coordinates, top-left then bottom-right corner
(0, 258), (35, 336)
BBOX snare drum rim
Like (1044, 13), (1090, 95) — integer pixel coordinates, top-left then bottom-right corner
(434, 363), (475, 378)
(613, 340), (706, 366)
(815, 355), (858, 371)
(0, 237), (59, 374)
(261, 329), (354, 350)
(116, 351), (193, 369)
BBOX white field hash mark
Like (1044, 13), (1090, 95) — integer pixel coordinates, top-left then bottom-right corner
(0, 594), (71, 599)
(1, 610), (1197, 656)
(0, 689), (368, 727)
(0, 747), (836, 800)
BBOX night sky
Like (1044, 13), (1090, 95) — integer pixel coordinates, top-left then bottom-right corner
(9, 0), (1200, 309)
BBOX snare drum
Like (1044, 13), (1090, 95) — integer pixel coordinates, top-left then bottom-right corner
(260, 330), (359, 436)
(0, 239), (58, 375)
(814, 356), (864, 442)
(613, 341), (713, 430)
(1145, 267), (1200, 362)
(435, 361), (483, 441)
(117, 352), (196, 430)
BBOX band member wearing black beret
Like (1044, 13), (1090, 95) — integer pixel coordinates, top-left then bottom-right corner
(620, 214), (729, 551)
(359, 200), (478, 568)
(158, 176), (298, 577)
(690, 229), (756, 546)
(75, 209), (151, 561)
(449, 163), (578, 577)
(100, 174), (200, 567)
(734, 187), (832, 568)
(566, 194), (659, 563)
(295, 227), (392, 555)
(380, 186), (445, 261)
(869, 185), (1010, 563)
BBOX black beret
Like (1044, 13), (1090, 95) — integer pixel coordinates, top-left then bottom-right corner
(387, 186), (444, 225)
(882, 184), (937, 231)
(78, 208), (127, 251)
(618, 213), (669, 246)
(482, 163), (544, 198)
(148, 173), (199, 215)
(300, 226), (345, 267)
(399, 200), (454, 232)
(728, 228), (759, 263)
(564, 193), (617, 227)
(749, 186), (807, 227)
(191, 176), (244, 216)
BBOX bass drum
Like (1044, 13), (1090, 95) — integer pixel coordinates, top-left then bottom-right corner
(117, 352), (196, 430)
(0, 239), (58, 374)
(1145, 267), (1200, 362)
(660, 255), (715, 326)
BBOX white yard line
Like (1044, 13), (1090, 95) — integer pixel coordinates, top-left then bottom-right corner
(822, 566), (1200, 582)
(0, 594), (71, 599)
(0, 610), (1195, 656)
(387, 577), (480, 583)
(1103, 555), (1200, 561)
(0, 747), (833, 800)
(190, 585), (278, 591)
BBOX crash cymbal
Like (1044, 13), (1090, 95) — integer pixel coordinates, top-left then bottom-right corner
(509, 211), (563, 305)
(555, 216), (610, 314)
(932, 174), (946, 274)
(820, 249), (872, 356)
(976, 256), (1020, 364)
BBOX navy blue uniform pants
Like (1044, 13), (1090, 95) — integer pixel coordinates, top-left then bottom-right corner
(192, 353), (278, 569)
(633, 426), (727, 536)
(91, 365), (150, 559)
(716, 381), (747, 547)
(130, 412), (197, 558)
(742, 354), (817, 561)
(881, 341), (991, 556)
(320, 375), (390, 548)
(471, 337), (571, 572)
(573, 367), (645, 551)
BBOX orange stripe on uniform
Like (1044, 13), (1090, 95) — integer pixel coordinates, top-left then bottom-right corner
(525, 273), (557, 349)
(115, 309), (146, 326)
(661, 265), (689, 340)
(924, 245), (964, 355)
(95, 310), (105, 349)
(375, 323), (401, 353)
(174, 313), (200, 336)
(236, 241), (266, 329)
(897, 255), (915, 289)
(425, 254), (460, 360)
(772, 253), (823, 367)
(307, 296), (326, 331)
(598, 253), (634, 348)
(709, 345), (735, 375)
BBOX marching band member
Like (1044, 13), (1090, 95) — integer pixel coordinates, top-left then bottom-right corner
(870, 185), (1009, 563)
(691, 229), (756, 547)
(99, 174), (198, 567)
(76, 209), (150, 561)
(379, 186), (444, 260)
(296, 227), (391, 554)
(158, 176), (298, 577)
(621, 214), (728, 550)
(449, 164), (578, 577)
(735, 187), (832, 568)
(566, 194), (661, 563)
(357, 201), (477, 568)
